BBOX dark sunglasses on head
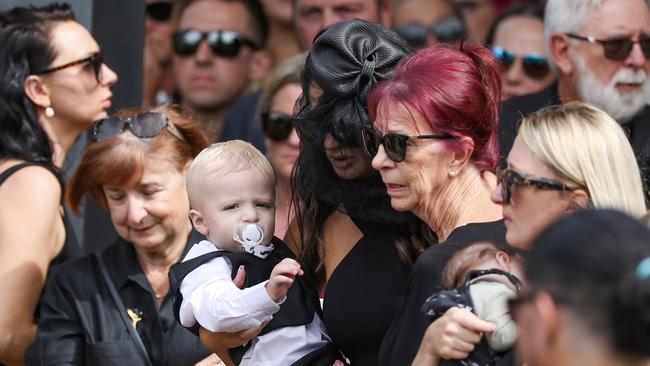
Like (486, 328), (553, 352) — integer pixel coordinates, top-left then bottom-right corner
(491, 47), (550, 80)
(361, 125), (455, 163)
(173, 29), (260, 58)
(92, 111), (187, 143)
(395, 17), (467, 48)
(35, 52), (104, 83)
(497, 168), (574, 204)
(261, 112), (294, 141)
(566, 33), (650, 61)
(146, 1), (173, 22)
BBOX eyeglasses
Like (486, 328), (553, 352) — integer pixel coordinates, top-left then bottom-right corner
(146, 1), (173, 22)
(361, 126), (455, 163)
(92, 111), (187, 143)
(261, 112), (294, 141)
(491, 47), (551, 80)
(173, 29), (260, 58)
(566, 33), (650, 61)
(395, 17), (466, 48)
(497, 168), (574, 204)
(35, 52), (104, 83)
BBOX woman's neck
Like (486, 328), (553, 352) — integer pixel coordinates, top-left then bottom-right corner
(40, 116), (82, 168)
(416, 167), (502, 241)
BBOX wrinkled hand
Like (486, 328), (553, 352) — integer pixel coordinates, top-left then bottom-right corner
(266, 258), (303, 302)
(419, 307), (496, 362)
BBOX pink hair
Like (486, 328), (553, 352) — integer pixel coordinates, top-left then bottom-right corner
(368, 43), (502, 172)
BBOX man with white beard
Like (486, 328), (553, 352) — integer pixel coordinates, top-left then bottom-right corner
(499, 0), (650, 196)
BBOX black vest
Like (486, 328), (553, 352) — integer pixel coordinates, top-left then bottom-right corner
(169, 237), (343, 365)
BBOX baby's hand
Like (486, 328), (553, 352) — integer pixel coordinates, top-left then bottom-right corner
(265, 258), (303, 302)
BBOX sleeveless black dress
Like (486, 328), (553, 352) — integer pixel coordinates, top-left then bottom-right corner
(322, 215), (411, 365)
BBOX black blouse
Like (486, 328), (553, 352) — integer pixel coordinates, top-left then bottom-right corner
(378, 220), (508, 366)
(322, 216), (411, 366)
(29, 231), (211, 366)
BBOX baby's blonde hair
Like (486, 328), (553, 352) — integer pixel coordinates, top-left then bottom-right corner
(186, 140), (275, 206)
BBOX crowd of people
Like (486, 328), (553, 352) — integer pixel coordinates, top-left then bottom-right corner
(1, 0), (650, 366)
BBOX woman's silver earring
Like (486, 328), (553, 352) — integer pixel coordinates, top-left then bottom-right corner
(449, 170), (457, 177)
(45, 106), (55, 118)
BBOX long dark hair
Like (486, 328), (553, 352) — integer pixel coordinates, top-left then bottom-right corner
(0, 3), (75, 169)
(290, 20), (433, 288)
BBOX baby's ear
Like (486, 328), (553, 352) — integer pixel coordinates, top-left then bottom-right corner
(189, 209), (208, 236)
(496, 250), (511, 269)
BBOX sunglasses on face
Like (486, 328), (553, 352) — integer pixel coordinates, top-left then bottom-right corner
(35, 52), (104, 84)
(566, 33), (650, 61)
(395, 17), (467, 48)
(491, 47), (551, 80)
(361, 126), (455, 163)
(261, 112), (294, 141)
(497, 168), (574, 204)
(146, 1), (173, 22)
(173, 29), (260, 58)
(92, 111), (187, 143)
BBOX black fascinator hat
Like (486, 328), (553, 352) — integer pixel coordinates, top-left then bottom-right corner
(295, 19), (412, 147)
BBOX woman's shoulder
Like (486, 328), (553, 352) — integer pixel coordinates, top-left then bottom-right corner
(0, 160), (62, 199)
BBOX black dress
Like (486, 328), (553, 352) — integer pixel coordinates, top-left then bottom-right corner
(322, 215), (411, 366)
(378, 220), (508, 366)
(29, 231), (211, 366)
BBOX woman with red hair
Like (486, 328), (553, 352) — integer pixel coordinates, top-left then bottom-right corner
(362, 43), (506, 365)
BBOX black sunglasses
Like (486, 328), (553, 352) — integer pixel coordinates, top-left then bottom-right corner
(92, 111), (187, 143)
(361, 126), (455, 163)
(261, 112), (294, 141)
(395, 17), (467, 48)
(146, 2), (173, 22)
(497, 168), (574, 204)
(491, 47), (551, 80)
(35, 52), (104, 83)
(173, 29), (260, 58)
(566, 33), (650, 61)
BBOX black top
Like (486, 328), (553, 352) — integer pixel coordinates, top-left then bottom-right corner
(378, 220), (508, 366)
(498, 83), (560, 160)
(322, 216), (411, 366)
(29, 231), (211, 366)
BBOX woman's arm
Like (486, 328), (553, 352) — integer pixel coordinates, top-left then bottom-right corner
(412, 308), (496, 366)
(0, 167), (63, 364)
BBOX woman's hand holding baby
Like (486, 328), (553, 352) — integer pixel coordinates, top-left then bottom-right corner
(266, 258), (304, 302)
(412, 307), (496, 366)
